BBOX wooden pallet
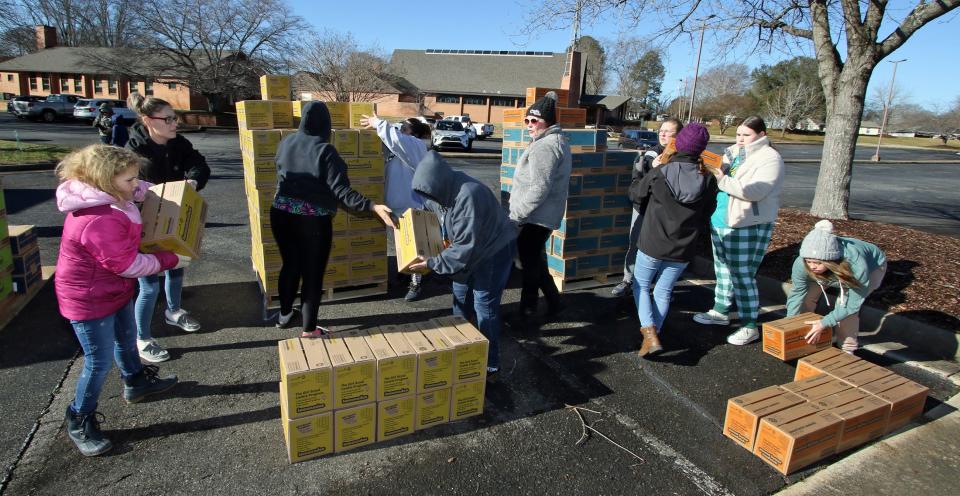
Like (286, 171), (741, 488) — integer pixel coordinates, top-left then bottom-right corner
(552, 271), (623, 293)
(323, 281), (388, 302)
(0, 265), (54, 331)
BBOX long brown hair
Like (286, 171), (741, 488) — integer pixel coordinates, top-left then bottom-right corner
(803, 259), (862, 289)
(127, 92), (172, 118)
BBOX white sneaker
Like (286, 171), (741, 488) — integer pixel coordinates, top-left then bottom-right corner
(165, 309), (201, 332)
(726, 327), (760, 345)
(693, 309), (730, 326)
(138, 339), (170, 363)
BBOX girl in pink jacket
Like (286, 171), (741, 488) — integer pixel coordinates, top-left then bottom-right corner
(55, 145), (186, 457)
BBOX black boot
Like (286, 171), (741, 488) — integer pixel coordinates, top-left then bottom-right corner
(123, 365), (178, 403)
(64, 405), (112, 456)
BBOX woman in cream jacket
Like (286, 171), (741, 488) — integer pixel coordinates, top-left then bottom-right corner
(693, 116), (784, 345)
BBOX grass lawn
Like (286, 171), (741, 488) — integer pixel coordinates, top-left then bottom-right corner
(709, 125), (960, 150)
(0, 139), (74, 165)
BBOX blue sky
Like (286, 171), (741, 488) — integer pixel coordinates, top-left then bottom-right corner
(288, 1), (958, 110)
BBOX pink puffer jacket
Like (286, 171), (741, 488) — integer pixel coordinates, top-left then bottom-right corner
(55, 180), (178, 321)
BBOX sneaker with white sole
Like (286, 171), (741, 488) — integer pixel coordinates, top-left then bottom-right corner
(165, 309), (201, 332)
(611, 281), (632, 297)
(137, 339), (170, 363)
(726, 326), (759, 345)
(276, 310), (295, 329)
(693, 309), (730, 326)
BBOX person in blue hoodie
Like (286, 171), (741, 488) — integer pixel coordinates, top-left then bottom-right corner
(271, 101), (396, 337)
(628, 123), (718, 357)
(406, 151), (517, 374)
(110, 114), (130, 147)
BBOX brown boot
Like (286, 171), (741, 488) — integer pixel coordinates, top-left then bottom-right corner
(638, 325), (663, 357)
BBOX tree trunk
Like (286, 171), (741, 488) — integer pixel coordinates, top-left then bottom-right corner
(810, 75), (870, 219)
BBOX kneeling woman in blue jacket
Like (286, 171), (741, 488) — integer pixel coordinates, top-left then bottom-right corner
(407, 152), (517, 374)
(786, 220), (887, 354)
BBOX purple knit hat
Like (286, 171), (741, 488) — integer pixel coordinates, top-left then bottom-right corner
(674, 122), (709, 157)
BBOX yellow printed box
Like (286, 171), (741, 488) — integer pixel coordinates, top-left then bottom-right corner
(416, 388), (451, 430)
(140, 180), (207, 259)
(326, 102), (350, 129)
(352, 182), (384, 204)
(271, 101), (293, 129)
(280, 388), (333, 463)
(403, 326), (453, 393)
(337, 233), (387, 258)
(236, 100), (273, 130)
(343, 156), (385, 182)
(324, 260), (351, 286)
(242, 156), (276, 187)
(451, 380), (486, 421)
(364, 328), (417, 401)
(433, 316), (488, 383)
(349, 258), (387, 281)
(358, 129), (383, 156)
(334, 402), (376, 453)
(395, 209), (445, 274)
(349, 102), (375, 129)
(278, 338), (333, 418)
(240, 129), (281, 161)
(332, 129), (359, 157)
(324, 333), (376, 409)
(259, 75), (290, 101)
(377, 396), (416, 442)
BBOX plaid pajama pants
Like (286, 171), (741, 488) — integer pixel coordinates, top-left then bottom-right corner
(709, 222), (774, 328)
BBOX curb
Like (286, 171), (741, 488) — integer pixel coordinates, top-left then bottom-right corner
(0, 161), (58, 172)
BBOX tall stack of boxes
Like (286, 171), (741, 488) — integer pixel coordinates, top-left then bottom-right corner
(723, 346), (930, 474)
(500, 87), (637, 291)
(240, 75), (388, 306)
(277, 316), (488, 463)
(0, 179), (12, 307)
(8, 225), (41, 295)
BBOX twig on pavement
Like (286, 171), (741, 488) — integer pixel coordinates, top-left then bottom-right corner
(564, 404), (645, 464)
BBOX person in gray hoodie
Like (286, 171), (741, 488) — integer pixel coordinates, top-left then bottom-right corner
(628, 123), (718, 357)
(407, 151), (517, 373)
(508, 91), (572, 323)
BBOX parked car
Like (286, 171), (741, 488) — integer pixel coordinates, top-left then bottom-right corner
(619, 129), (659, 150)
(13, 94), (81, 122)
(7, 95), (45, 114)
(443, 114), (494, 140)
(74, 98), (138, 123)
(433, 120), (471, 151)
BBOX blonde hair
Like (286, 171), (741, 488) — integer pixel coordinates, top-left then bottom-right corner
(56, 145), (144, 201)
(127, 91), (172, 118)
(803, 259), (862, 289)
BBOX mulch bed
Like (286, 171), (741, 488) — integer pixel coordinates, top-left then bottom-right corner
(758, 208), (960, 331)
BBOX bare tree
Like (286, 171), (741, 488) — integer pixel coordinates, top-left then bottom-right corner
(11, 0), (141, 47)
(763, 83), (820, 137)
(522, 0), (960, 219)
(866, 81), (908, 130)
(294, 30), (396, 103)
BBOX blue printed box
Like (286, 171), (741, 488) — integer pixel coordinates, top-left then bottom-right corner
(568, 176), (583, 196)
(563, 129), (607, 146)
(604, 150), (639, 169)
(503, 128), (529, 145)
(614, 213), (632, 229)
(501, 165), (516, 179)
(501, 148), (511, 164)
(581, 173), (618, 192)
(602, 194), (632, 210)
(547, 253), (613, 278)
(554, 213), (618, 238)
(617, 173), (633, 190)
(552, 235), (601, 257)
(13, 247), (40, 275)
(598, 232), (630, 251)
(571, 152), (605, 170)
(565, 195), (603, 213)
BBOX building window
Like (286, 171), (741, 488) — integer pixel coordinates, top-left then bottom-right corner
(6, 74), (12, 82)
(436, 94), (459, 104)
(29, 77), (37, 90)
(41, 76), (50, 90)
(60, 78), (69, 90)
(94, 79), (103, 93)
(463, 95), (486, 105)
(108, 78), (118, 94)
(145, 80), (154, 96)
(490, 97), (515, 107)
(74, 77), (83, 92)
(167, 82), (177, 90)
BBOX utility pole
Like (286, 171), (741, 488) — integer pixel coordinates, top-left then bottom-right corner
(686, 15), (715, 123)
(871, 59), (907, 162)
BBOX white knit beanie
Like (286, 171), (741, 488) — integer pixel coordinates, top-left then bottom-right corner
(799, 220), (842, 260)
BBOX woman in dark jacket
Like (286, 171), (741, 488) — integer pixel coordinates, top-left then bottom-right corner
(272, 101), (395, 337)
(125, 92), (210, 363)
(628, 123), (718, 357)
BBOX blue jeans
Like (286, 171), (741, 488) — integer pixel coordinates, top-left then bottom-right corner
(632, 250), (689, 331)
(70, 299), (143, 415)
(451, 241), (515, 369)
(135, 268), (184, 341)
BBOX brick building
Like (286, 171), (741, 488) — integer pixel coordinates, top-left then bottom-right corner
(0, 26), (208, 110)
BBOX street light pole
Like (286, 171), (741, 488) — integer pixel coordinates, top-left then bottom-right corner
(686, 14), (715, 123)
(871, 59), (906, 162)
(677, 78), (687, 119)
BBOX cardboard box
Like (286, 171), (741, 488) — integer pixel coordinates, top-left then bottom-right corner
(813, 388), (870, 410)
(415, 388), (451, 430)
(236, 100), (273, 130)
(859, 374), (911, 396)
(279, 388), (334, 463)
(332, 129), (359, 157)
(12, 245), (40, 276)
(270, 101), (293, 128)
(140, 181), (207, 258)
(781, 374), (834, 395)
(556, 107), (586, 127)
(259, 75), (290, 101)
(874, 381), (929, 433)
(277, 338), (333, 418)
(0, 239), (10, 272)
(323, 334), (376, 408)
(829, 396), (890, 452)
(11, 265), (41, 294)
(502, 108), (524, 124)
(240, 129), (281, 161)
(525, 87), (571, 107)
(792, 379), (853, 402)
(795, 351), (861, 380)
(762, 312), (832, 360)
(364, 329), (417, 401)
(403, 327), (453, 393)
(838, 365), (894, 387)
(433, 316), (488, 383)
(822, 360), (876, 381)
(377, 395), (416, 442)
(349, 102), (375, 129)
(7, 225), (38, 255)
(395, 209), (445, 274)
(794, 348), (846, 380)
(333, 402), (376, 453)
(343, 156), (385, 181)
(358, 129), (382, 156)
(450, 380), (485, 421)
(417, 324), (456, 390)
(349, 258), (387, 281)
(723, 386), (805, 450)
(754, 406), (842, 475)
(325, 102), (350, 129)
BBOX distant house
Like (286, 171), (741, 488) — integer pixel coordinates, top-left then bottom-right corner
(0, 25), (209, 110)
(292, 71), (421, 116)
(858, 120), (882, 135)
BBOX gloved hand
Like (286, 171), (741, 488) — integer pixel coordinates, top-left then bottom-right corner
(173, 254), (192, 270)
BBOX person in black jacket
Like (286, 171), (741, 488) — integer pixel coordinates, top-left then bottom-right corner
(612, 118), (683, 297)
(272, 101), (395, 337)
(125, 92), (211, 363)
(627, 122), (717, 357)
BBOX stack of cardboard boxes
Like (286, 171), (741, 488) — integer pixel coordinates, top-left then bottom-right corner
(277, 316), (488, 463)
(0, 180), (51, 326)
(723, 346), (930, 474)
(240, 75), (389, 306)
(500, 87), (636, 291)
(0, 179), (13, 307)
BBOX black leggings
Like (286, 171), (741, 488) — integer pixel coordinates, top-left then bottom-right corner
(516, 223), (560, 310)
(270, 208), (332, 333)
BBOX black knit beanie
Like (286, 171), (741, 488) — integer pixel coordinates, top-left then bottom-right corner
(526, 91), (558, 124)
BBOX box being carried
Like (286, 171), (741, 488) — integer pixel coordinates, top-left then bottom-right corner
(395, 209), (446, 274)
(140, 181), (207, 258)
(762, 312), (832, 360)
